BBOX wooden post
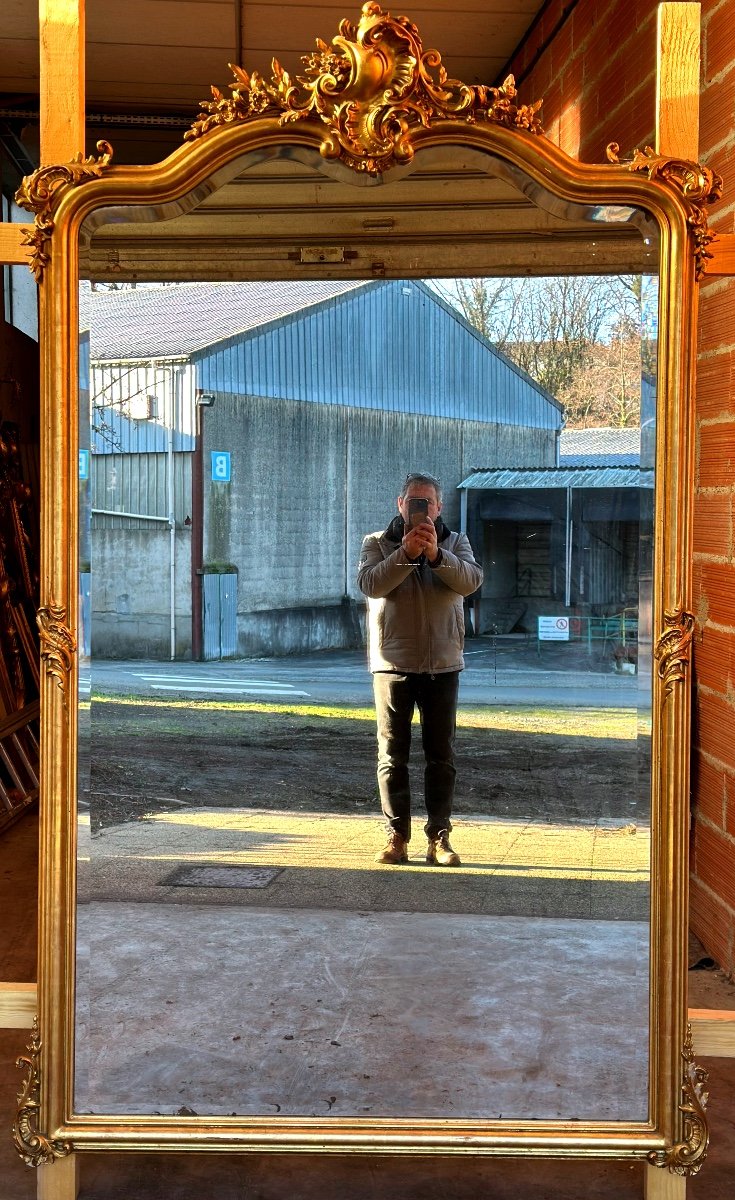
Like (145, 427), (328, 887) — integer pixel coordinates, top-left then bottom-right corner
(645, 1163), (687, 1200)
(37, 1153), (79, 1200)
(656, 3), (700, 160)
(39, 0), (86, 164)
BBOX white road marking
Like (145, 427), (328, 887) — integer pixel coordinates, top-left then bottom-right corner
(148, 683), (310, 697)
(131, 674), (293, 685)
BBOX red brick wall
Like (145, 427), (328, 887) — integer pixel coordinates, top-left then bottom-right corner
(507, 0), (657, 160)
(692, 0), (735, 978)
(508, 0), (735, 977)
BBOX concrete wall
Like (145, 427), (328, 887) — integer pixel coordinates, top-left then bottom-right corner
(91, 528), (192, 658)
(203, 392), (555, 657)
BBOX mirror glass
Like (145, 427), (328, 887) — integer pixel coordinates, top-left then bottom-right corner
(74, 152), (657, 1122)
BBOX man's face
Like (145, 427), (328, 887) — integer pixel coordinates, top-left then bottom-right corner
(397, 482), (442, 525)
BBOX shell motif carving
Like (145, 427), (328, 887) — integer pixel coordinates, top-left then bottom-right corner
(606, 143), (723, 279)
(14, 140), (114, 281)
(647, 1024), (709, 1176)
(13, 1018), (72, 1168)
(185, 2), (543, 174)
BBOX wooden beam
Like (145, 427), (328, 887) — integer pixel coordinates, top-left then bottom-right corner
(39, 0), (85, 165)
(0, 982), (36, 1028)
(0, 223), (35, 266)
(705, 232), (735, 276)
(689, 1008), (735, 1057)
(656, 2), (700, 160)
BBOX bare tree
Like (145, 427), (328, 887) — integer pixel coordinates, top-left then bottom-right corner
(434, 274), (655, 427)
(558, 317), (643, 428)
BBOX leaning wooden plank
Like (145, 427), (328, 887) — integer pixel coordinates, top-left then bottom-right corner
(688, 1008), (735, 1057)
(656, 3), (700, 160)
(0, 982), (36, 1028)
(0, 224), (35, 266)
(40, 0), (86, 164)
(706, 233), (735, 276)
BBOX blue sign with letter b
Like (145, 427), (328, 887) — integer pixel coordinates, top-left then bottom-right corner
(211, 451), (231, 482)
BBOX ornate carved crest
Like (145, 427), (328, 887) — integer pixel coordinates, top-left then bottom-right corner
(14, 141), (114, 281)
(37, 599), (77, 705)
(14, 1018), (72, 1167)
(607, 143), (722, 278)
(185, 2), (543, 173)
(648, 1024), (709, 1175)
(654, 606), (695, 696)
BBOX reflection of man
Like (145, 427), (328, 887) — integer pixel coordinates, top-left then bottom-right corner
(357, 472), (483, 866)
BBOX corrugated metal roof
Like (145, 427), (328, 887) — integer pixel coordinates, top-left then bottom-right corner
(195, 279), (562, 429)
(459, 466), (653, 489)
(80, 280), (374, 360)
(82, 279), (563, 432)
(559, 427), (640, 466)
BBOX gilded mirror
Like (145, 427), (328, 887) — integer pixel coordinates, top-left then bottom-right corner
(13, 1), (719, 1176)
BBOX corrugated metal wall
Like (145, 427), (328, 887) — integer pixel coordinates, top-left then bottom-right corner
(195, 280), (561, 431)
(583, 520), (639, 609)
(90, 361), (196, 454)
(91, 452), (191, 528)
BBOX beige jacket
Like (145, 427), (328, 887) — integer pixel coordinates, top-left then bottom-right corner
(357, 518), (483, 674)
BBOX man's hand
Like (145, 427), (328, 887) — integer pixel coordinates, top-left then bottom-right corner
(403, 518), (439, 563)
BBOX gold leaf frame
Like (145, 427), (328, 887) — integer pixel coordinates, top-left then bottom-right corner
(13, 1018), (72, 1167)
(16, 1), (712, 1172)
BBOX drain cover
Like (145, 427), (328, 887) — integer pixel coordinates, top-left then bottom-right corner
(161, 865), (283, 889)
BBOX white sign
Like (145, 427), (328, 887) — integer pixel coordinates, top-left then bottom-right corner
(538, 616), (570, 641)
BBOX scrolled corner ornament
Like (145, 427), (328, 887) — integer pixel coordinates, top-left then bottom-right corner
(185, 2), (543, 175)
(647, 1024), (709, 1176)
(14, 140), (114, 282)
(606, 142), (722, 279)
(37, 599), (77, 706)
(13, 1018), (72, 1168)
(654, 606), (695, 697)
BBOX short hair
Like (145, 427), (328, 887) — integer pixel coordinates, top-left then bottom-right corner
(400, 472), (442, 502)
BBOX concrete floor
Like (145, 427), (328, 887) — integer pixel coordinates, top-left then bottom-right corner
(2, 811), (735, 1198)
(74, 903), (649, 1120)
(74, 805), (650, 1119)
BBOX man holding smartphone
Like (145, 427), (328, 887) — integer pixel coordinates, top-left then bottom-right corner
(357, 472), (483, 867)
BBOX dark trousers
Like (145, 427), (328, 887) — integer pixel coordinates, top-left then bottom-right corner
(372, 671), (459, 842)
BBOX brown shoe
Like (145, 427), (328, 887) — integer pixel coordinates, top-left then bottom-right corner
(375, 831), (409, 864)
(426, 830), (460, 867)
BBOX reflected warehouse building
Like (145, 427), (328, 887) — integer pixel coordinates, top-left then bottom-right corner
(80, 278), (563, 660)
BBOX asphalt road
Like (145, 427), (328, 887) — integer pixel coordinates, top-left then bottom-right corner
(89, 640), (642, 708)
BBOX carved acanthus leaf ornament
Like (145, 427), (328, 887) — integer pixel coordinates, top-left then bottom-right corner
(648, 1024), (709, 1176)
(606, 143), (722, 278)
(185, 2), (543, 174)
(37, 599), (77, 705)
(654, 607), (695, 696)
(14, 141), (114, 281)
(14, 1018), (72, 1167)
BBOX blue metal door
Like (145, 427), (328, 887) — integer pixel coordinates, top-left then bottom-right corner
(203, 573), (237, 660)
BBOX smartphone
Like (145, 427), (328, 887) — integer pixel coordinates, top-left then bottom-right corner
(407, 497), (430, 528)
